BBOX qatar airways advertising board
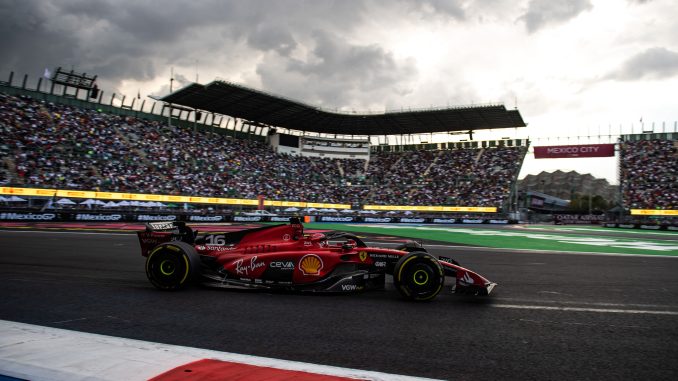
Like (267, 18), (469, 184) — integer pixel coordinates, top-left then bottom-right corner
(534, 144), (615, 159)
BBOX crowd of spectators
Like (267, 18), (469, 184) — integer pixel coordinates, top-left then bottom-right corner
(1, 93), (526, 208)
(620, 139), (677, 209)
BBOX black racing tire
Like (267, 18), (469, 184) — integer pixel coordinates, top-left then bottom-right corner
(393, 251), (444, 301)
(145, 241), (201, 291)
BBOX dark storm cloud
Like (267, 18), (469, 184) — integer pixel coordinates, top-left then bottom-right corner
(607, 47), (678, 81)
(247, 25), (298, 56)
(519, 0), (593, 33)
(0, 0), (368, 91)
(255, 29), (418, 109)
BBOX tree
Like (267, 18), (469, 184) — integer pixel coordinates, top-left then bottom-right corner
(568, 193), (609, 213)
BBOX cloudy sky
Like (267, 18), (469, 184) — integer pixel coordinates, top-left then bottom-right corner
(2, 0), (677, 184)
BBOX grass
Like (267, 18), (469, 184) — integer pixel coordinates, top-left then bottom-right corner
(305, 223), (678, 257)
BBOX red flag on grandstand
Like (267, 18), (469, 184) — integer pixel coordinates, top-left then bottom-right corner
(534, 144), (615, 159)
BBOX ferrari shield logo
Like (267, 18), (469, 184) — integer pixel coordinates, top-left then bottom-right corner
(359, 251), (368, 262)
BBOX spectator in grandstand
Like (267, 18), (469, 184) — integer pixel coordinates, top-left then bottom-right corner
(0, 92), (525, 210)
(620, 139), (677, 209)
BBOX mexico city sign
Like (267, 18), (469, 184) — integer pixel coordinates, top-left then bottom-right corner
(534, 144), (615, 159)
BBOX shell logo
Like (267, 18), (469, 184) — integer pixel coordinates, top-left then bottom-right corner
(299, 254), (323, 276)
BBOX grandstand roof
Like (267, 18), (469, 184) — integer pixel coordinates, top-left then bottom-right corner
(160, 81), (527, 136)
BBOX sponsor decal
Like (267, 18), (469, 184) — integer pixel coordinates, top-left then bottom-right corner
(400, 218), (426, 223)
(270, 217), (292, 222)
(630, 209), (678, 216)
(204, 245), (236, 252)
(461, 219), (484, 224)
(140, 238), (163, 245)
(269, 261), (294, 270)
(341, 284), (360, 291)
(553, 214), (605, 224)
(283, 234), (291, 241)
(374, 261), (386, 268)
(234, 216), (263, 222)
(369, 253), (400, 260)
(359, 251), (368, 262)
(138, 214), (177, 221)
(234, 256), (266, 275)
(299, 254), (323, 275)
(303, 241), (312, 247)
(364, 217), (392, 223)
(432, 218), (456, 224)
(148, 221), (175, 230)
(460, 272), (475, 285)
(75, 213), (122, 221)
(188, 215), (223, 222)
(534, 144), (615, 159)
(320, 216), (354, 222)
(0, 213), (56, 221)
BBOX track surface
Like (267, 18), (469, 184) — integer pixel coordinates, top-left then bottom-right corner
(1, 228), (678, 380)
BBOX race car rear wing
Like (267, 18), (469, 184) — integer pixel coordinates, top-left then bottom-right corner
(138, 221), (196, 256)
(144, 221), (184, 231)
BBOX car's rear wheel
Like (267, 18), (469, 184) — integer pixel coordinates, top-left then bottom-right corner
(393, 251), (444, 301)
(145, 242), (200, 290)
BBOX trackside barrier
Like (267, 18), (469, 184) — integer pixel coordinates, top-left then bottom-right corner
(2, 212), (676, 229)
(0, 211), (519, 225)
(603, 222), (678, 231)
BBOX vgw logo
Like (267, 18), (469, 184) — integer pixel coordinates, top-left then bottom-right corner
(341, 284), (361, 291)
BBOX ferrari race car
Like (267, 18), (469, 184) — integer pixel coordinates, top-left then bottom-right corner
(137, 218), (496, 301)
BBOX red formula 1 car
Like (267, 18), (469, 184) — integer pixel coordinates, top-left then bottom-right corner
(137, 218), (496, 301)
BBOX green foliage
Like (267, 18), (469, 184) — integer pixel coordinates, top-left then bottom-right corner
(568, 193), (610, 212)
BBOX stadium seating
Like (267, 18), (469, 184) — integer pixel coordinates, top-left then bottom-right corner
(0, 93), (526, 208)
(620, 139), (678, 209)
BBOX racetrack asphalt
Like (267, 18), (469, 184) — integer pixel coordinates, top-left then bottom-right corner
(1, 227), (677, 380)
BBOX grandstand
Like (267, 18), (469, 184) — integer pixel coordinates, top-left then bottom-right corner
(620, 133), (678, 210)
(0, 71), (530, 214)
(1, 70), (676, 225)
(0, 91), (526, 209)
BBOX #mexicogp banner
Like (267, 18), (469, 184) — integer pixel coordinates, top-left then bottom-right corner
(534, 144), (615, 159)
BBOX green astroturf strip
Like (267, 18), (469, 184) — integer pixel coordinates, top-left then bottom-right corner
(305, 223), (678, 256)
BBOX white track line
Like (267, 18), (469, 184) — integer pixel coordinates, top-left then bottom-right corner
(489, 304), (678, 315)
(0, 320), (440, 381)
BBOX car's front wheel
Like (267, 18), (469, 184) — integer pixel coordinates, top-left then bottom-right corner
(145, 242), (200, 290)
(393, 251), (444, 301)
